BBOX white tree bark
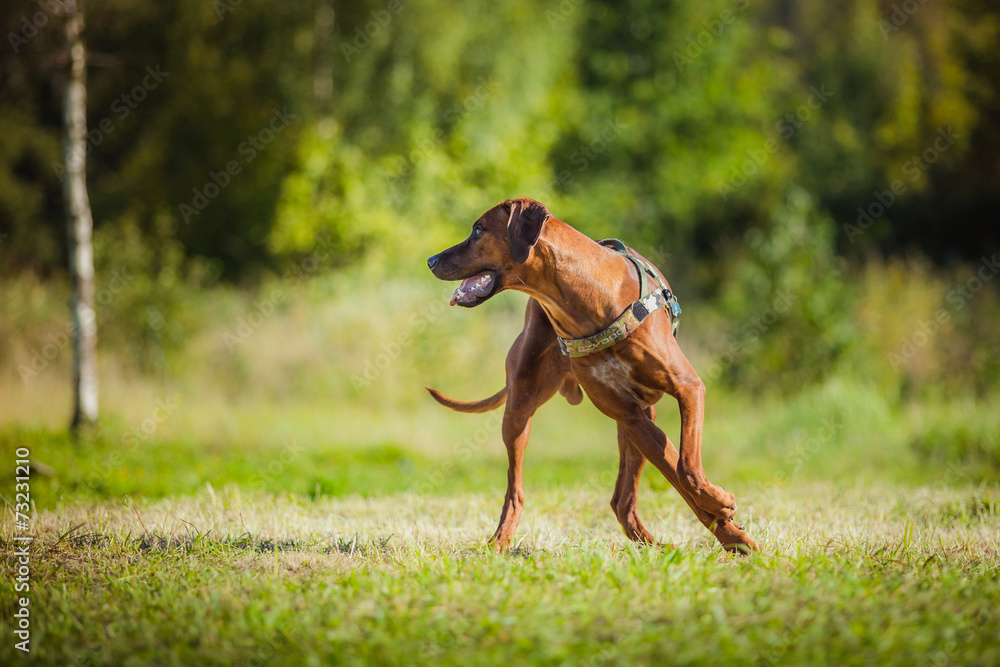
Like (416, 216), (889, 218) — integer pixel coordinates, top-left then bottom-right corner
(63, 0), (98, 429)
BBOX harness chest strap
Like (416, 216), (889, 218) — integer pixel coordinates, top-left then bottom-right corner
(558, 239), (681, 358)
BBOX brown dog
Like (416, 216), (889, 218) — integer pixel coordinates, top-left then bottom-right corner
(425, 197), (758, 553)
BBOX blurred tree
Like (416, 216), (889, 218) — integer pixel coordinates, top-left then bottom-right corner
(550, 0), (797, 295)
(269, 0), (579, 265)
(1, 0), (314, 280)
(62, 0), (99, 430)
(0, 0), (997, 281)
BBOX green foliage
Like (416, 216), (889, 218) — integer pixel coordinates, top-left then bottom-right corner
(5, 262), (992, 510)
(835, 255), (1000, 400)
(270, 0), (579, 263)
(0, 0), (997, 497)
(712, 188), (855, 391)
(92, 217), (223, 372)
(3, 0), (998, 277)
(2, 487), (1000, 666)
(0, 108), (61, 273)
(910, 402), (1000, 477)
(554, 0), (796, 249)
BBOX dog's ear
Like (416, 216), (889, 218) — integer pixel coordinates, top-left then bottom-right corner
(506, 199), (551, 264)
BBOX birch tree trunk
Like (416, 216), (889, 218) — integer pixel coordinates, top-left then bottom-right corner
(63, 0), (98, 430)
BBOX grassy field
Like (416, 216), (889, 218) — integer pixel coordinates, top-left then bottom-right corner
(2, 483), (999, 665)
(3, 380), (1000, 665)
(3, 271), (1000, 665)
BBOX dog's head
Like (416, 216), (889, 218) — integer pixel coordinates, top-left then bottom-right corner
(427, 197), (551, 307)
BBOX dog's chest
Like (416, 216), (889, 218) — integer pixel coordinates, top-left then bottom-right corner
(579, 356), (658, 406)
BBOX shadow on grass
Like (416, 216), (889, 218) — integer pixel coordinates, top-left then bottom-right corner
(52, 530), (395, 557)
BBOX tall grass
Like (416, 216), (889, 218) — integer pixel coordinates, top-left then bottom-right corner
(2, 251), (999, 504)
(2, 249), (999, 666)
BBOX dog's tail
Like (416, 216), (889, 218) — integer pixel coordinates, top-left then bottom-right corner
(424, 386), (507, 413)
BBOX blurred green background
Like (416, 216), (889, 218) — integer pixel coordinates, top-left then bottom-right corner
(1, 0), (999, 502)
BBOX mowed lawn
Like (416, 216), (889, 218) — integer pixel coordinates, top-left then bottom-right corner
(2, 374), (1000, 665)
(2, 481), (999, 666)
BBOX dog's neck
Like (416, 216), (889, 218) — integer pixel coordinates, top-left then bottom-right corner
(514, 219), (638, 341)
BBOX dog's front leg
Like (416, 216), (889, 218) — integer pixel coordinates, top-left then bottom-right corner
(670, 372), (737, 521)
(490, 411), (532, 550)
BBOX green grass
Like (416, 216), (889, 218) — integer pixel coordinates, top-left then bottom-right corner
(2, 380), (999, 665)
(3, 265), (1000, 664)
(2, 485), (999, 666)
(3, 372), (999, 665)
(4, 376), (998, 510)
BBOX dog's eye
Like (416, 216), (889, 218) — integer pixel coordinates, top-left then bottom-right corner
(472, 226), (484, 239)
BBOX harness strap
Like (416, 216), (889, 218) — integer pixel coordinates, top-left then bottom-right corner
(557, 239), (681, 358)
(600, 238), (665, 296)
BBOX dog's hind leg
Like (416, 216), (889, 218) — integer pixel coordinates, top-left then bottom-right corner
(663, 359), (738, 522)
(612, 406), (750, 550)
(589, 388), (758, 552)
(612, 420), (656, 545)
(622, 424), (758, 552)
(618, 406), (758, 552)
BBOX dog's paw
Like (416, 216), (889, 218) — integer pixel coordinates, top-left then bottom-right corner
(685, 479), (737, 520)
(712, 519), (760, 555)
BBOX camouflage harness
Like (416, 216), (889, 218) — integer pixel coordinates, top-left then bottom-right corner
(557, 239), (681, 358)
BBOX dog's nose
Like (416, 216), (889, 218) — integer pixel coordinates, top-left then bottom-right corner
(427, 254), (440, 270)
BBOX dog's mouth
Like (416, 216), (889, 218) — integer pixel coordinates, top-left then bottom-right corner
(450, 271), (498, 307)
